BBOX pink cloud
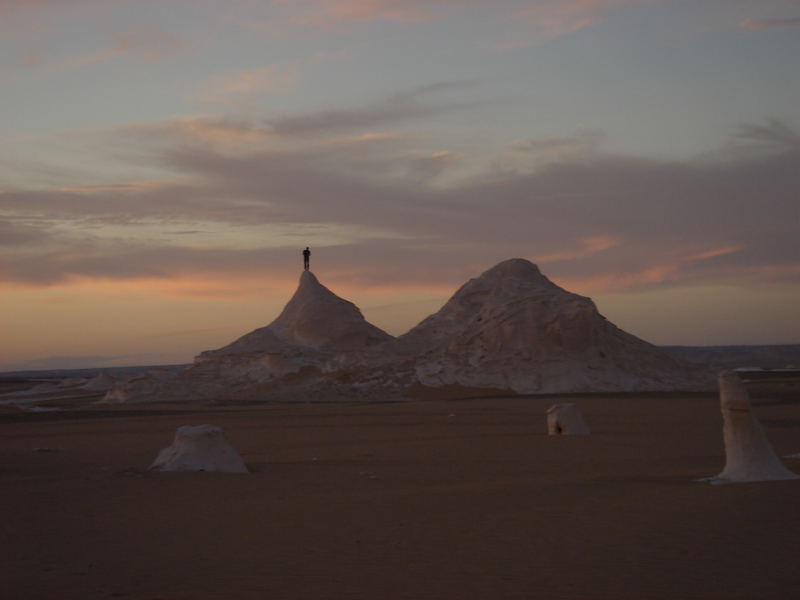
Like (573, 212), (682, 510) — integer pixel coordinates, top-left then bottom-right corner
(198, 65), (299, 105)
(0, 0), (50, 14)
(505, 0), (648, 47)
(534, 234), (621, 263)
(554, 262), (682, 294)
(278, 0), (473, 27)
(740, 17), (800, 31)
(687, 245), (744, 262)
(0, 0), (119, 23)
(69, 28), (185, 67)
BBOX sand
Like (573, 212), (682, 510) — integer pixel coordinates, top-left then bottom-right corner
(2, 389), (799, 599)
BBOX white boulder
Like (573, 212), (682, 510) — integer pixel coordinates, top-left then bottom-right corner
(711, 371), (797, 484)
(546, 403), (590, 435)
(150, 425), (249, 473)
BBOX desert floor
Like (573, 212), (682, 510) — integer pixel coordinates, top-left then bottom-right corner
(2, 387), (799, 600)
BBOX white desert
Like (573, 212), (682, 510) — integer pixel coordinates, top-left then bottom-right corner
(2, 260), (798, 600)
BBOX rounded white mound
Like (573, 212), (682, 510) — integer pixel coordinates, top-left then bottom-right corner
(82, 372), (117, 391)
(711, 371), (797, 484)
(546, 403), (590, 435)
(150, 425), (249, 473)
(393, 258), (712, 394)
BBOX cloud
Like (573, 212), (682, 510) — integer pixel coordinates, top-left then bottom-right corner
(504, 0), (649, 47)
(16, 27), (186, 73)
(736, 118), (800, 151)
(687, 246), (744, 262)
(71, 29), (184, 67)
(198, 65), (299, 105)
(2, 115), (799, 298)
(268, 1), (648, 46)
(266, 81), (477, 136)
(0, 218), (51, 247)
(707, 118), (800, 163)
(740, 17), (800, 31)
(533, 235), (620, 262)
(195, 50), (348, 106)
(404, 151), (460, 182)
(280, 0), (473, 27)
(117, 117), (272, 146)
(499, 129), (606, 170)
(0, 0), (85, 19)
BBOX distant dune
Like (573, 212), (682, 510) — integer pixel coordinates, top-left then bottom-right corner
(3, 347), (799, 383)
(663, 344), (800, 369)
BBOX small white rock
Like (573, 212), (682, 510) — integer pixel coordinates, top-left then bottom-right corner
(150, 425), (249, 473)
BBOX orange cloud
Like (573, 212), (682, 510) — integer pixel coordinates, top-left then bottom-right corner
(65, 28), (185, 68)
(199, 65), (299, 104)
(117, 117), (273, 148)
(281, 0), (472, 27)
(319, 0), (432, 22)
(740, 17), (800, 31)
(533, 234), (621, 262)
(687, 245), (744, 261)
(505, 0), (647, 47)
(55, 181), (166, 193)
(555, 262), (682, 294)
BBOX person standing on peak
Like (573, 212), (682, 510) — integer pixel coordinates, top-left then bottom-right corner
(302, 247), (311, 271)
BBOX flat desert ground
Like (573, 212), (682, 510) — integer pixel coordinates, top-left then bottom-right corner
(2, 386), (799, 599)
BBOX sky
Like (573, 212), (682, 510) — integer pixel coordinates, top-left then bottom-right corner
(1, 0), (799, 371)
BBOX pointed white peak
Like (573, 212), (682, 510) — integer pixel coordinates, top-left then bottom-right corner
(204, 271), (393, 357)
(268, 270), (393, 350)
(450, 258), (573, 303)
(476, 258), (551, 283)
(395, 258), (712, 393)
(397, 257), (585, 352)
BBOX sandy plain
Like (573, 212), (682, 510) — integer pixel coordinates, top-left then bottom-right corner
(1, 384), (799, 600)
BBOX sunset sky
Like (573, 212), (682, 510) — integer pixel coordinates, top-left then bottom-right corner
(1, 0), (799, 371)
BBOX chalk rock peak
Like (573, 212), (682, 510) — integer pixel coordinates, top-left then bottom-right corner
(449, 258), (566, 301)
(201, 270), (393, 358)
(394, 258), (712, 393)
(473, 257), (549, 283)
(395, 258), (592, 356)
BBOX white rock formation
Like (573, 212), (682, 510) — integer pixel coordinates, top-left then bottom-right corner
(711, 370), (797, 484)
(199, 270), (392, 359)
(546, 403), (590, 435)
(81, 372), (117, 391)
(105, 259), (714, 404)
(150, 425), (249, 473)
(390, 259), (712, 394)
(58, 377), (89, 388)
(103, 367), (190, 404)
(105, 271), (394, 404)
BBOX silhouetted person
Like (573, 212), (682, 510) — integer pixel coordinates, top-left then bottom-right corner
(302, 247), (310, 271)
